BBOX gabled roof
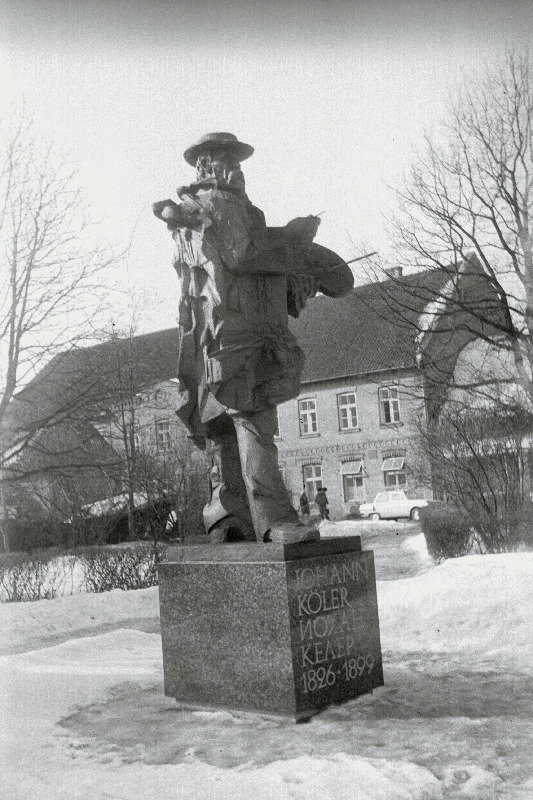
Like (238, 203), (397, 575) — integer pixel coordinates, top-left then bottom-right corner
(294, 268), (448, 382)
(1, 329), (181, 443)
(5, 419), (122, 479)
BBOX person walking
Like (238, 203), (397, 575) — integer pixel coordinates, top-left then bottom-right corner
(315, 487), (330, 520)
(299, 485), (310, 519)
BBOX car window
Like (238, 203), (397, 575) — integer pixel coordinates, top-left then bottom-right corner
(374, 493), (388, 503)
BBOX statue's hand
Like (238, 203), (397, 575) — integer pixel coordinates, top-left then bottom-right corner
(152, 199), (203, 230)
(153, 199), (178, 220)
(284, 215), (321, 244)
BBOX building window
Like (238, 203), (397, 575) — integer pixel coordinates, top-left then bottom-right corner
(340, 460), (365, 502)
(126, 422), (140, 453)
(382, 456), (406, 488)
(298, 398), (318, 435)
(379, 386), (401, 424)
(274, 408), (280, 438)
(337, 392), (358, 430)
(303, 463), (322, 500)
(155, 419), (171, 451)
(343, 473), (365, 502)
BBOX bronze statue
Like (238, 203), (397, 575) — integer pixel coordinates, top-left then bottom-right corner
(153, 133), (353, 543)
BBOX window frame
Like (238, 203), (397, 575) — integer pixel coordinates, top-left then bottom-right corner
(382, 460), (407, 489)
(298, 397), (318, 436)
(125, 421), (141, 453)
(383, 471), (407, 488)
(340, 459), (365, 502)
(155, 418), (172, 452)
(342, 472), (365, 502)
(379, 385), (401, 425)
(302, 463), (322, 500)
(337, 391), (359, 431)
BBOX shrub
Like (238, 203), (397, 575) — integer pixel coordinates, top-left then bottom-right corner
(0, 542), (167, 602)
(2, 516), (62, 552)
(515, 501), (533, 551)
(74, 542), (166, 593)
(0, 548), (76, 602)
(420, 503), (472, 562)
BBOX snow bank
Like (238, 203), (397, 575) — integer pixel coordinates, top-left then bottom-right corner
(2, 552), (533, 674)
(0, 586), (159, 654)
(400, 531), (430, 558)
(320, 519), (416, 537)
(379, 553), (533, 672)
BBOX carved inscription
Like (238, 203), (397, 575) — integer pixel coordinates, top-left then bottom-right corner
(287, 552), (382, 710)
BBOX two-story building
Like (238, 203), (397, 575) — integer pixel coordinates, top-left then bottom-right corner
(2, 260), (506, 532)
(274, 270), (443, 518)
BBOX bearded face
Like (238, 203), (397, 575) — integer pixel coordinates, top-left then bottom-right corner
(196, 150), (246, 192)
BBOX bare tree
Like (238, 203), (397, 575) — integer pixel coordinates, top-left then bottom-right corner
(0, 113), (120, 549)
(413, 400), (533, 552)
(349, 52), (533, 543)
(387, 49), (533, 409)
(0, 113), (116, 434)
(94, 323), (209, 542)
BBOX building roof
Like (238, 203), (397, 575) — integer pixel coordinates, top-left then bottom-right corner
(7, 419), (122, 478)
(1, 328), (181, 444)
(295, 268), (448, 382)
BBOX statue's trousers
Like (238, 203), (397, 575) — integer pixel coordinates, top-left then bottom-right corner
(229, 407), (299, 541)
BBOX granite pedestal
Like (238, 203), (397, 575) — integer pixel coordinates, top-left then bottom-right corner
(158, 536), (383, 721)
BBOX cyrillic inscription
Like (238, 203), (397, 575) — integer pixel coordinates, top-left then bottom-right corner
(288, 551), (382, 708)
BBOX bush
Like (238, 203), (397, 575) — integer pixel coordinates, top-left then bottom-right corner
(0, 542), (167, 602)
(74, 542), (166, 593)
(420, 503), (472, 562)
(2, 516), (63, 552)
(0, 549), (76, 602)
(515, 501), (533, 551)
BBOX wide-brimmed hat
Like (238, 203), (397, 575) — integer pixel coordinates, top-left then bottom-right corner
(184, 132), (254, 166)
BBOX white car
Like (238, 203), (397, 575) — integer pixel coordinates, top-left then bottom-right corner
(359, 490), (430, 521)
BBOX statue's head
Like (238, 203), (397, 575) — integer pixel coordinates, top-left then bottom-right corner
(183, 132), (254, 192)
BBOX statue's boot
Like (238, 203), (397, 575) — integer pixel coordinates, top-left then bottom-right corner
(203, 484), (255, 542)
(267, 521), (320, 544)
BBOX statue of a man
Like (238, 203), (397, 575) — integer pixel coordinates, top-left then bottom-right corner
(153, 132), (353, 543)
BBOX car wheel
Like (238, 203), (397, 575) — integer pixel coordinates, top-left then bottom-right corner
(410, 507), (420, 521)
(369, 512), (381, 521)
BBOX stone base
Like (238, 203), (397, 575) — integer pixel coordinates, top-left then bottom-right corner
(158, 536), (383, 721)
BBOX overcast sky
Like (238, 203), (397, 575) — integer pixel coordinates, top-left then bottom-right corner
(2, 0), (533, 335)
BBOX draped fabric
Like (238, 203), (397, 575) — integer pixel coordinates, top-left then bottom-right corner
(172, 188), (306, 439)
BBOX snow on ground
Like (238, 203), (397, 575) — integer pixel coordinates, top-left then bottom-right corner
(320, 519), (416, 536)
(321, 519), (435, 579)
(1, 549), (533, 798)
(379, 554), (533, 673)
(0, 586), (160, 655)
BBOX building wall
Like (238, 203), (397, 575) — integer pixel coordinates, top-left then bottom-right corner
(95, 381), (192, 462)
(94, 379), (209, 498)
(276, 371), (432, 520)
(94, 375), (432, 522)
